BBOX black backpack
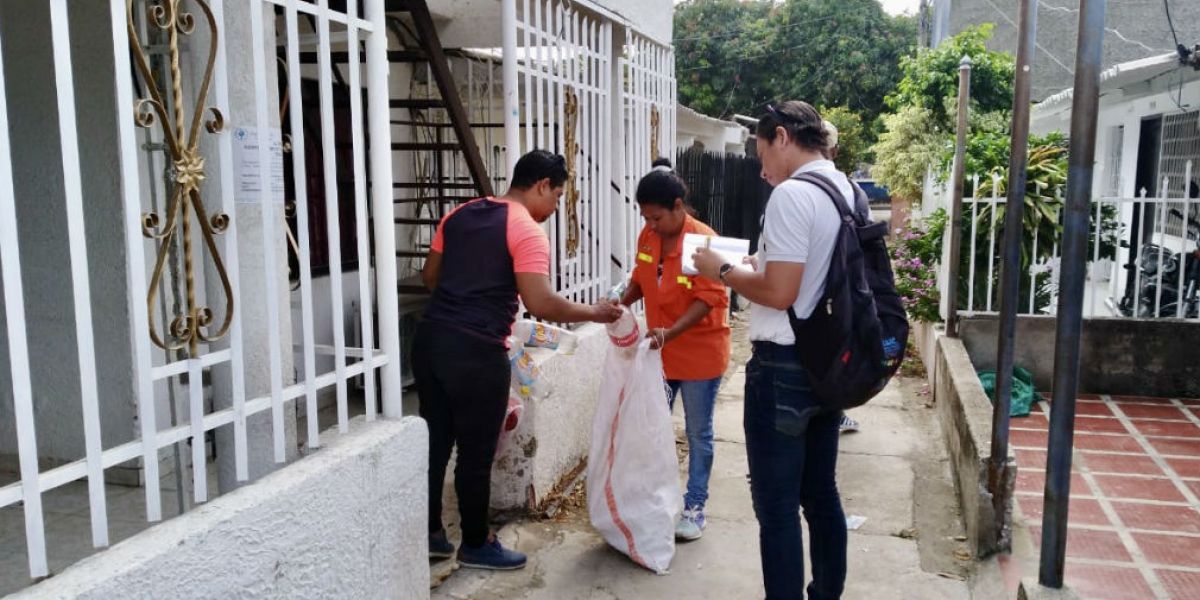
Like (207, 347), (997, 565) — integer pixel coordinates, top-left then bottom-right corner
(781, 172), (909, 410)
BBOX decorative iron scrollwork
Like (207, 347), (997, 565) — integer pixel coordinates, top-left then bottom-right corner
(128, 0), (233, 357)
(564, 88), (580, 257)
(650, 104), (661, 163)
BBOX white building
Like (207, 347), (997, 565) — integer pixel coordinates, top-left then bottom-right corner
(1032, 52), (1200, 318)
(0, 0), (674, 596)
(675, 105), (748, 156)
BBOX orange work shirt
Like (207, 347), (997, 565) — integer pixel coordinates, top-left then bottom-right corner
(631, 215), (732, 381)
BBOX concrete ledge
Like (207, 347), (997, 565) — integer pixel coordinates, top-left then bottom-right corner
(1018, 578), (1080, 600)
(13, 416), (430, 600)
(912, 320), (943, 388)
(960, 315), (1200, 398)
(935, 335), (1014, 558)
(491, 324), (608, 512)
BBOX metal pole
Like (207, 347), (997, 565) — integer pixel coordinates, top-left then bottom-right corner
(1039, 0), (1107, 588)
(945, 56), (972, 337)
(502, 0), (521, 181)
(988, 0), (1037, 533)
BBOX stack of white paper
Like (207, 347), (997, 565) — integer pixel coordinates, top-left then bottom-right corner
(681, 233), (751, 275)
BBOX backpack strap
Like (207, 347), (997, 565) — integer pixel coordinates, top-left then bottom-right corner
(790, 172), (862, 225)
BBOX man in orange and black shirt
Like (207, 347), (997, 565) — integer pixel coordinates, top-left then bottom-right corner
(417, 150), (621, 570)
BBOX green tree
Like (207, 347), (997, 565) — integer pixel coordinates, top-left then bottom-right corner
(674, 0), (773, 119)
(870, 106), (944, 201)
(887, 23), (1015, 130)
(674, 0), (916, 127)
(819, 106), (868, 173)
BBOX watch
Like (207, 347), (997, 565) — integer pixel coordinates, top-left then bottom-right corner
(718, 262), (734, 283)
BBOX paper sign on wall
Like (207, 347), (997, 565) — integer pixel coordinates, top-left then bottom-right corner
(232, 126), (285, 204)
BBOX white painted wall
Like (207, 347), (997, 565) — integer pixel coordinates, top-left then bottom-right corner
(490, 323), (608, 511)
(431, 0), (673, 48)
(8, 416), (430, 600)
(0, 0), (139, 472)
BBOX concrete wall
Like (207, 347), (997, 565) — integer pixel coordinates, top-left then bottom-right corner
(491, 324), (608, 511)
(934, 335), (1014, 558)
(960, 315), (1200, 398)
(10, 416), (430, 600)
(0, 0), (138, 469)
(933, 0), (1200, 101)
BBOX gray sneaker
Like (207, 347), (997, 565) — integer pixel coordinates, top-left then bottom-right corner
(675, 505), (705, 541)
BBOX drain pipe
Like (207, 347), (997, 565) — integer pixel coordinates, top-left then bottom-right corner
(1039, 0), (1107, 588)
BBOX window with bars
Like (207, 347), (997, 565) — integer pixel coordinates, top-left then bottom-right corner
(1155, 110), (1200, 237)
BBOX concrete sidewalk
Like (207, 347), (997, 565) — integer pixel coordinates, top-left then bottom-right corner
(432, 322), (1005, 599)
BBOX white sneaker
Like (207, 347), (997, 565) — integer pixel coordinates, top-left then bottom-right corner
(839, 414), (860, 434)
(675, 506), (705, 541)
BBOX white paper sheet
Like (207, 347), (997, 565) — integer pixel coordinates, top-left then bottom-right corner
(681, 233), (751, 275)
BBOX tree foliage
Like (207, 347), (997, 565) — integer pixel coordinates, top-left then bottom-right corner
(869, 106), (944, 201)
(674, 0), (916, 127)
(819, 106), (868, 174)
(887, 24), (1015, 130)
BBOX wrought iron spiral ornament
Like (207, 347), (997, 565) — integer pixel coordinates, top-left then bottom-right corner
(564, 88), (581, 257)
(128, 0), (234, 357)
(650, 104), (661, 163)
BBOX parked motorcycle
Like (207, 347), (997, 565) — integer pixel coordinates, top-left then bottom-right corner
(1118, 208), (1200, 319)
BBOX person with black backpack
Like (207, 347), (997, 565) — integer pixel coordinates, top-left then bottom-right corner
(692, 100), (907, 600)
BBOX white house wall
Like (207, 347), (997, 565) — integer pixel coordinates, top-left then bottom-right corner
(0, 0), (139, 474)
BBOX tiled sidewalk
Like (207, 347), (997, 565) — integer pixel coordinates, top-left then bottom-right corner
(1011, 394), (1200, 600)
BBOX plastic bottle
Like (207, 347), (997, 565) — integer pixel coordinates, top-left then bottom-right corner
(606, 305), (640, 347)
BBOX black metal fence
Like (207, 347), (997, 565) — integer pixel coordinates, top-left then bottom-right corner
(674, 147), (771, 252)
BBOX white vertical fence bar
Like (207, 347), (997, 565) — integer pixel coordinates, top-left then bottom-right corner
(985, 175), (998, 312)
(967, 197), (978, 312)
(600, 20), (613, 291)
(284, 0), (320, 445)
(316, 0), (350, 431)
(1153, 177), (1169, 316)
(48, 0), (109, 548)
(345, 0), (376, 421)
(365, 0), (403, 416)
(1091, 197), (1102, 316)
(0, 17), (49, 577)
(520, 0), (533, 158)
(1181, 161), (1195, 318)
(187, 358), (207, 502)
(1030, 207), (1040, 314)
(249, 0), (288, 461)
(113, 0), (168, 510)
(1134, 195), (1148, 316)
(209, 0), (250, 479)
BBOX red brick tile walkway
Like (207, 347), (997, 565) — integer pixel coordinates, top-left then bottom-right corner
(1011, 395), (1200, 599)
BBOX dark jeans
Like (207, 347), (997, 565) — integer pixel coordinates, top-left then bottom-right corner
(745, 342), (847, 600)
(414, 320), (510, 548)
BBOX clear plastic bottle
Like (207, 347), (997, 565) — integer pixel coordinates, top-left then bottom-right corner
(606, 305), (640, 347)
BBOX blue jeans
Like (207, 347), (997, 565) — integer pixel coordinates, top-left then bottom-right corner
(667, 376), (721, 509)
(745, 342), (846, 600)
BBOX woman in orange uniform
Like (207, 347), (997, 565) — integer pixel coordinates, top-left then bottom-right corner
(620, 162), (732, 541)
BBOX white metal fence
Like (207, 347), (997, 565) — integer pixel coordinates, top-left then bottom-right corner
(515, 0), (615, 304)
(953, 168), (1200, 320)
(617, 29), (676, 277)
(0, 0), (401, 581)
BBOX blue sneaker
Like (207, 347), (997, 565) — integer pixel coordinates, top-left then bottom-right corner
(457, 536), (527, 570)
(429, 530), (454, 560)
(675, 505), (705, 541)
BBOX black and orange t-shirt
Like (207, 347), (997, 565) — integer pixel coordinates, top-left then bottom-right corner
(424, 198), (550, 345)
(631, 215), (731, 380)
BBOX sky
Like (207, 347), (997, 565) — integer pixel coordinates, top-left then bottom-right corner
(878, 0), (920, 16)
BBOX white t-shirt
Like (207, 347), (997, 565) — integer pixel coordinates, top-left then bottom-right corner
(748, 159), (855, 344)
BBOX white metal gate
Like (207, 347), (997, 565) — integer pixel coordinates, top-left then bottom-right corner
(0, 0), (401, 581)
